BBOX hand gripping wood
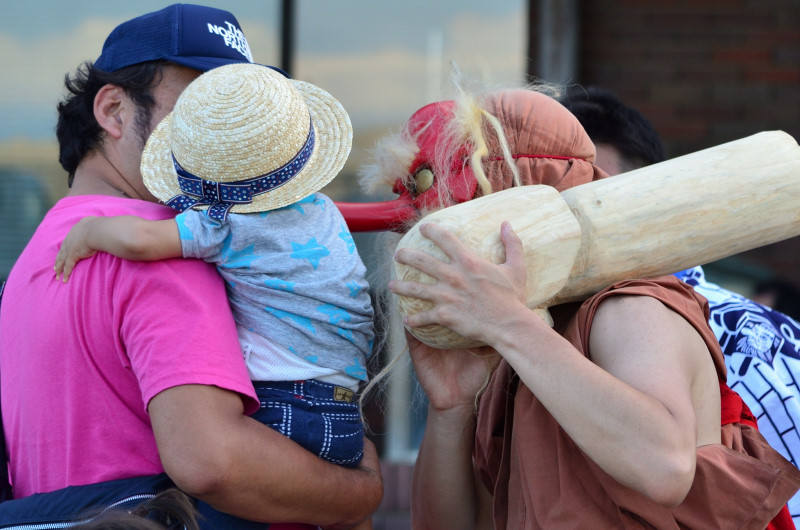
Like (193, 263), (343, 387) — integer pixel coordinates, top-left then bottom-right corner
(393, 131), (800, 348)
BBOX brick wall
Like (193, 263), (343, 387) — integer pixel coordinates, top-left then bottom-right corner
(530, 0), (800, 284)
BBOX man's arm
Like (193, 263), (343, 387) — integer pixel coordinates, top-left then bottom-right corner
(149, 384), (382, 527)
(55, 216), (181, 281)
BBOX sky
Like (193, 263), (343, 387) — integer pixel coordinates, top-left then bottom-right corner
(0, 0), (526, 141)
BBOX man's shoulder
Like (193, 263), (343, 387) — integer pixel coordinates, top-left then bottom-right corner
(55, 196), (177, 221)
(54, 198), (220, 284)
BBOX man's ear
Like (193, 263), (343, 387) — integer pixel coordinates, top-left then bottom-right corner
(94, 84), (127, 139)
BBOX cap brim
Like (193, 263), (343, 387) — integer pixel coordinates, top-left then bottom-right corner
(166, 57), (290, 78)
(165, 55), (249, 72)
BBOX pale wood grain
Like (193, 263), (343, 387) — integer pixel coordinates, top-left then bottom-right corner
(393, 131), (800, 348)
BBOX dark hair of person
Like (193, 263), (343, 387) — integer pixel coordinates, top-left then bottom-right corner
(73, 488), (201, 530)
(754, 279), (800, 322)
(560, 86), (665, 170)
(56, 60), (168, 187)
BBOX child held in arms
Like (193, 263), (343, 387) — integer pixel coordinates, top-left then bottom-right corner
(55, 63), (374, 471)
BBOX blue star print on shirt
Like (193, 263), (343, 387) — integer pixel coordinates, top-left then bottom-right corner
(346, 281), (362, 298)
(336, 327), (355, 343)
(345, 357), (367, 381)
(291, 238), (330, 269)
(318, 304), (351, 325)
(339, 223), (356, 254)
(264, 278), (296, 293)
(281, 194), (325, 215)
(288, 346), (320, 366)
(265, 307), (316, 334)
(176, 215), (193, 240)
(318, 304), (356, 344)
(257, 196), (320, 218)
(218, 232), (258, 270)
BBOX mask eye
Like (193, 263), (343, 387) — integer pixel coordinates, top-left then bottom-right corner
(413, 167), (434, 194)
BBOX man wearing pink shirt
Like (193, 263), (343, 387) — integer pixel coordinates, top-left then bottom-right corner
(0, 4), (381, 527)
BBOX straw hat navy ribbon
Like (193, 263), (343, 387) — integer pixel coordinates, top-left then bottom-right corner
(141, 63), (352, 218)
(166, 119), (315, 221)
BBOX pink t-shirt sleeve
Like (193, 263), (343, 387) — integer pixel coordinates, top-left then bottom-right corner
(112, 246), (259, 414)
(1, 196), (260, 498)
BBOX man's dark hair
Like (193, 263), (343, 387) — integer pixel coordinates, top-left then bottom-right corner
(56, 60), (168, 187)
(560, 86), (665, 170)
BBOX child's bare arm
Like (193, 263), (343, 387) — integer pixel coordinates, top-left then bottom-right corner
(55, 215), (181, 282)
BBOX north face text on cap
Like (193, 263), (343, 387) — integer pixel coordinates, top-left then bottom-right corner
(207, 21), (254, 62)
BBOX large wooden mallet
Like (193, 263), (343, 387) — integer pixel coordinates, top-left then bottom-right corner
(393, 130), (800, 349)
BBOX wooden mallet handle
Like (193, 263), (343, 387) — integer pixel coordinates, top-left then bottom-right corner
(393, 131), (800, 348)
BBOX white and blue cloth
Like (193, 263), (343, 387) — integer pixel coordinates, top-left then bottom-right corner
(676, 266), (800, 523)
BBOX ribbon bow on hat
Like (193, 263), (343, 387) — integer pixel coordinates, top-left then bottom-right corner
(165, 121), (315, 221)
(168, 156), (255, 221)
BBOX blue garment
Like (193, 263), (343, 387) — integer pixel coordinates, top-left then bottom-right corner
(676, 266), (800, 523)
(0, 474), (180, 528)
(0, 473), (279, 529)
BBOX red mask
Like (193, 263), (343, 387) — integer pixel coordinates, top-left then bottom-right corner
(336, 101), (477, 232)
(337, 90), (605, 232)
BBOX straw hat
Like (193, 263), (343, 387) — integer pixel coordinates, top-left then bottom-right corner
(142, 63), (352, 218)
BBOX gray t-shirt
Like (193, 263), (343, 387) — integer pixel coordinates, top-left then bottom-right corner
(176, 193), (374, 382)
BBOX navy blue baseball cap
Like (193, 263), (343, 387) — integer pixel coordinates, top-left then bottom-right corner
(95, 4), (256, 73)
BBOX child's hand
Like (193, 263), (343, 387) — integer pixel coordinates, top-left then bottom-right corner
(54, 217), (99, 282)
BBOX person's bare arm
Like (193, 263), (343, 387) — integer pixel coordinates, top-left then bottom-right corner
(392, 222), (718, 507)
(148, 384), (382, 527)
(486, 295), (714, 506)
(55, 216), (181, 281)
(406, 334), (497, 530)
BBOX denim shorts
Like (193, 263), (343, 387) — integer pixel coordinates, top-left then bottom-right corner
(251, 380), (364, 468)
